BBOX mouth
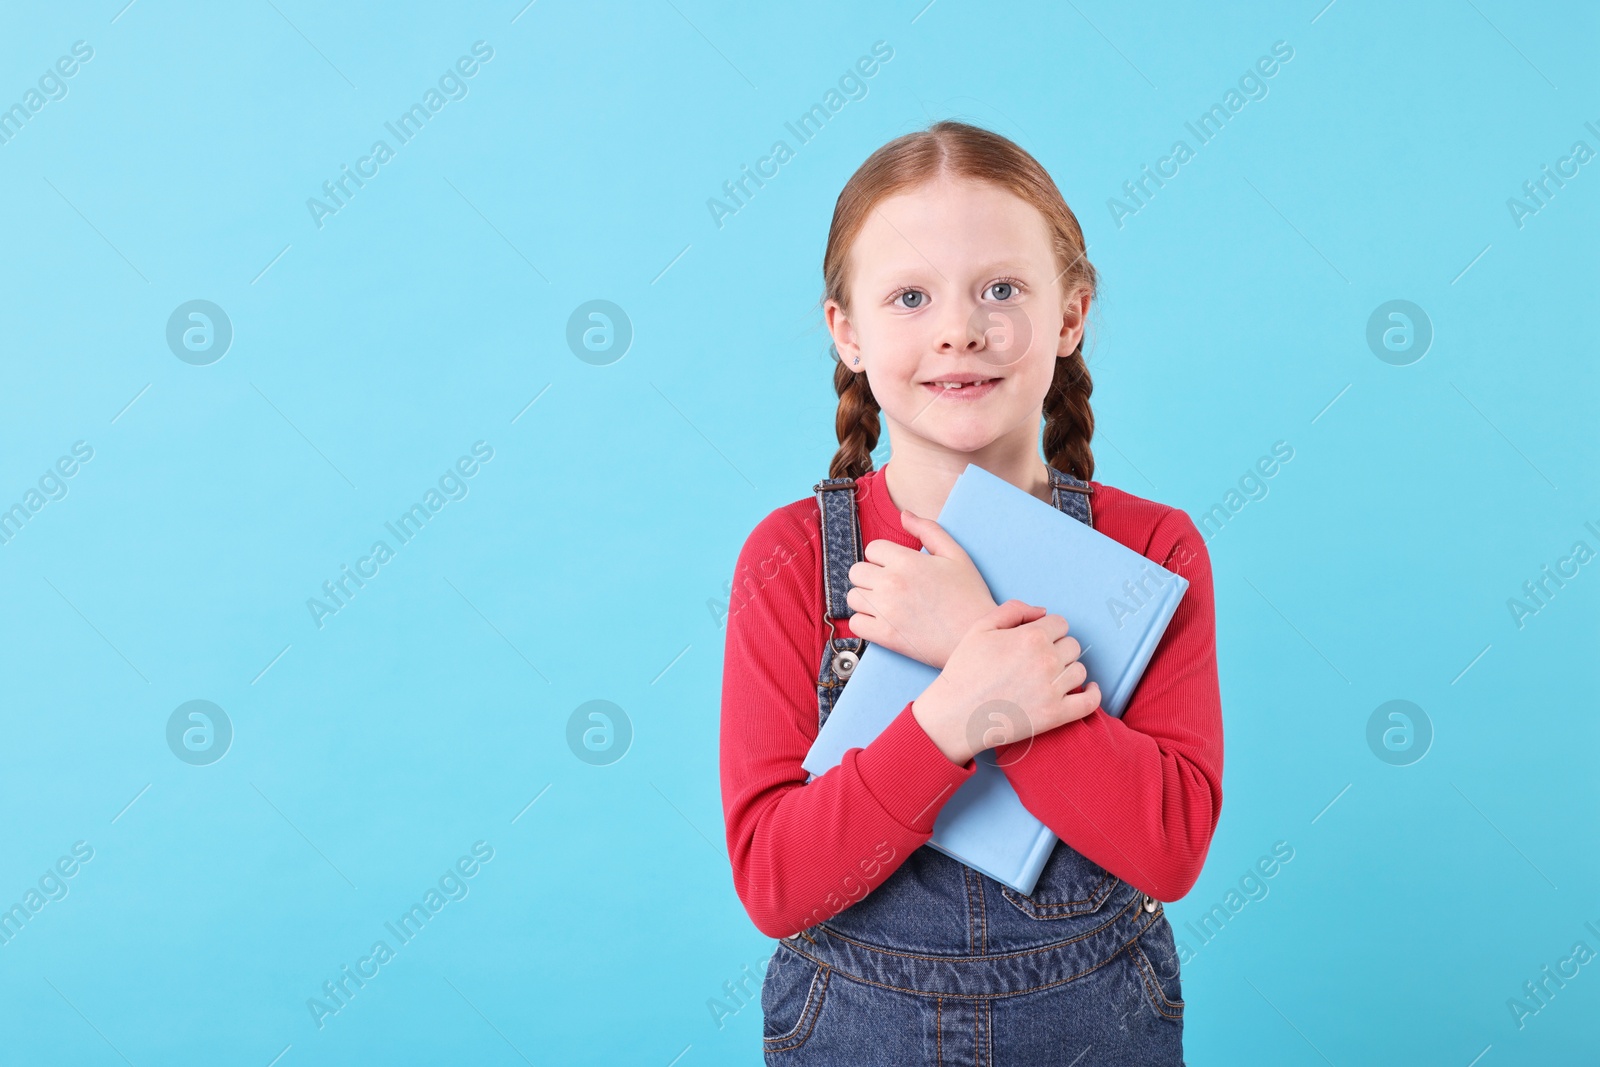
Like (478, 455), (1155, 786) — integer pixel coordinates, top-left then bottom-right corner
(922, 376), (1001, 399)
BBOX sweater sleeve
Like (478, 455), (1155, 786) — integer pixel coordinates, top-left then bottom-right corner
(995, 507), (1224, 902)
(719, 505), (978, 939)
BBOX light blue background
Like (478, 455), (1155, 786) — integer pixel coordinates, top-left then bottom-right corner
(1, 1), (1595, 1064)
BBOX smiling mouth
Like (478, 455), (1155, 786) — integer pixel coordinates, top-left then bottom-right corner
(922, 377), (1001, 395)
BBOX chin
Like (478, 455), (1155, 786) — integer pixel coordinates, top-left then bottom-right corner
(885, 399), (1010, 454)
(928, 427), (1003, 454)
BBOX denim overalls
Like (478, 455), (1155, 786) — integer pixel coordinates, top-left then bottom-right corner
(761, 465), (1186, 1066)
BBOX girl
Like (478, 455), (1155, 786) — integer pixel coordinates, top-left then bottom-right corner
(719, 120), (1222, 1065)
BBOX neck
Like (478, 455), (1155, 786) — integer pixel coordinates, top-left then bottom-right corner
(879, 438), (1054, 520)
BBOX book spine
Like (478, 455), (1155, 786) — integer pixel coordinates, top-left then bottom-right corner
(1104, 576), (1190, 717)
(1014, 825), (1060, 896)
(927, 783), (1059, 894)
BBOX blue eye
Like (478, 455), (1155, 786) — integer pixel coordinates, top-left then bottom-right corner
(988, 281), (1017, 301)
(895, 290), (926, 309)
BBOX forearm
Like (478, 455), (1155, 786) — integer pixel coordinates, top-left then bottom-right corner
(998, 707), (1221, 900)
(722, 701), (975, 939)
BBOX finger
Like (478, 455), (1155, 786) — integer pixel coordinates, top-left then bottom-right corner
(982, 599), (1046, 630)
(847, 560), (878, 590)
(1020, 612), (1070, 643)
(848, 611), (882, 644)
(1059, 682), (1102, 723)
(1051, 634), (1083, 664)
(900, 511), (971, 561)
(1050, 659), (1088, 693)
(846, 587), (876, 616)
(862, 538), (916, 566)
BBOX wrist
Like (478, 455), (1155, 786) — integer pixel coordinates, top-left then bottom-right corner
(931, 610), (983, 671)
(912, 680), (976, 767)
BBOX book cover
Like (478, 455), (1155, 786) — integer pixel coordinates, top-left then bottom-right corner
(802, 463), (1189, 894)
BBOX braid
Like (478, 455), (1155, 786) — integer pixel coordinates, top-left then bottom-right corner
(827, 350), (881, 481)
(1042, 338), (1095, 481)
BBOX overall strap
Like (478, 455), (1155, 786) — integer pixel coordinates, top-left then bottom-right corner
(1048, 464), (1095, 527)
(813, 476), (863, 620)
(813, 475), (866, 735)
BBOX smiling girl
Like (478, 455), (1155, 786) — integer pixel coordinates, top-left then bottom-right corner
(719, 121), (1222, 1065)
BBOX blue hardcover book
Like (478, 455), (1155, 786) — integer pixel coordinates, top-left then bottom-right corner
(802, 463), (1189, 895)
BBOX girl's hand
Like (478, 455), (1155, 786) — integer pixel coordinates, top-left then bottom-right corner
(845, 510), (996, 669)
(912, 600), (1100, 766)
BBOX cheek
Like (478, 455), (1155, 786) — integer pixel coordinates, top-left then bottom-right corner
(863, 337), (923, 390)
(1022, 350), (1060, 397)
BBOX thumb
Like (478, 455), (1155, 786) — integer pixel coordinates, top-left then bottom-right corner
(977, 598), (1046, 632)
(900, 510), (970, 561)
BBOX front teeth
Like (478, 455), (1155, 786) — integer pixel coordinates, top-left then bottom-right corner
(936, 380), (989, 389)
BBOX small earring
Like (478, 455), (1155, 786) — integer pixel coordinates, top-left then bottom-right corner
(853, 356), (860, 365)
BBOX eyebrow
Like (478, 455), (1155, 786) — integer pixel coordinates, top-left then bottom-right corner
(967, 260), (1033, 275)
(868, 259), (1034, 285)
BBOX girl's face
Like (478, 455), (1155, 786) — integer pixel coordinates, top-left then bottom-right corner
(825, 176), (1089, 466)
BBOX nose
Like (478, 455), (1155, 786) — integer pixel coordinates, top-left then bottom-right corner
(936, 296), (985, 353)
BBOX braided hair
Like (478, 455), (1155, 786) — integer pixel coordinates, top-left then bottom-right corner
(826, 345), (882, 480)
(821, 120), (1098, 483)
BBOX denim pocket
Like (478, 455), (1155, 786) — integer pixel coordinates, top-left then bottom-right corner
(1128, 920), (1185, 1021)
(761, 945), (831, 1055)
(997, 845), (1121, 920)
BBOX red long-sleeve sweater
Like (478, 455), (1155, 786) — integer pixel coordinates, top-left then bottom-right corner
(719, 466), (1223, 940)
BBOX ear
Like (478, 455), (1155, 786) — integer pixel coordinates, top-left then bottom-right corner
(825, 299), (865, 372)
(1056, 288), (1092, 359)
